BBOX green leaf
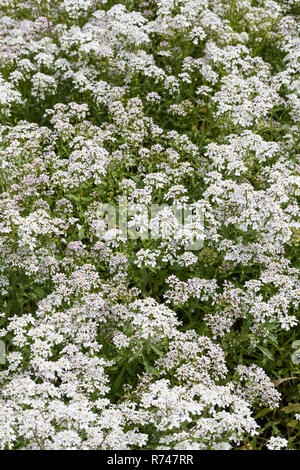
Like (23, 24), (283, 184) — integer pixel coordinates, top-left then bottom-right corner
(258, 345), (274, 361)
(287, 420), (298, 428)
(151, 344), (165, 357)
(111, 365), (125, 394)
(254, 408), (272, 419)
(78, 228), (85, 240)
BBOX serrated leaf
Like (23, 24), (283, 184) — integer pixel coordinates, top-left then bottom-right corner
(258, 345), (274, 361)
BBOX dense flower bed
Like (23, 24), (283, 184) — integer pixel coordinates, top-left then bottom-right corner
(0, 0), (299, 450)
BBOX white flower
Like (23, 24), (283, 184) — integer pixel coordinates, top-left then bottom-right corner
(267, 437), (288, 450)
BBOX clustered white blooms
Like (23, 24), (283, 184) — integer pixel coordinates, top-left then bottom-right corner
(267, 436), (288, 450)
(0, 0), (299, 450)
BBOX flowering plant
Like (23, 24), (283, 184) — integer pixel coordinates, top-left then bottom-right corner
(0, 0), (299, 450)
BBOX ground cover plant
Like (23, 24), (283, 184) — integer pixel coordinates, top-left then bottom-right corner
(0, 0), (299, 450)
